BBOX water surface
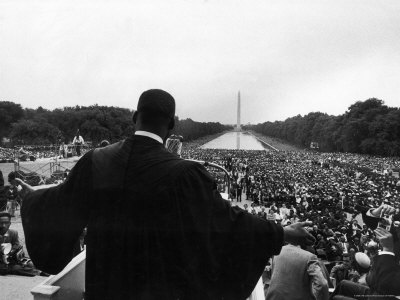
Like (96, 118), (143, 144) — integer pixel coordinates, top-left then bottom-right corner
(201, 131), (267, 150)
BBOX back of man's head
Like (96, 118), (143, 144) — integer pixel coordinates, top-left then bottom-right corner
(134, 89), (176, 130)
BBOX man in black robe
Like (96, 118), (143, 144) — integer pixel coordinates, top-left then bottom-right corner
(19, 89), (315, 300)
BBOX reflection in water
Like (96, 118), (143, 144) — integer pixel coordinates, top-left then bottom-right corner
(201, 131), (266, 150)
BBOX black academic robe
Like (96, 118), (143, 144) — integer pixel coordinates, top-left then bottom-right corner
(22, 136), (284, 300)
(363, 212), (400, 298)
(366, 254), (400, 299)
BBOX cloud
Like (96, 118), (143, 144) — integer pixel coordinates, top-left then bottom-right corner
(0, 0), (399, 124)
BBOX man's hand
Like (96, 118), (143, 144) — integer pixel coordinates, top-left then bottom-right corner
(371, 203), (396, 218)
(374, 227), (394, 252)
(15, 178), (34, 197)
(283, 221), (316, 246)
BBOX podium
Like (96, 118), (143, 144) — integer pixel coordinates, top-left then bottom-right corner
(30, 249), (265, 300)
(31, 251), (86, 300)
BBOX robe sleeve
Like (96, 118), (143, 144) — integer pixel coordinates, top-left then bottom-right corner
(175, 162), (284, 299)
(21, 151), (93, 274)
(367, 254), (400, 295)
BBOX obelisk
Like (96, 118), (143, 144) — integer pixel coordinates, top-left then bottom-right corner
(237, 91), (241, 131)
(236, 91), (241, 150)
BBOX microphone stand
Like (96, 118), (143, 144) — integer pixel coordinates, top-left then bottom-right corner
(185, 159), (232, 198)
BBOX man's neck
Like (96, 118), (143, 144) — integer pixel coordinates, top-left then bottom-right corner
(135, 130), (163, 144)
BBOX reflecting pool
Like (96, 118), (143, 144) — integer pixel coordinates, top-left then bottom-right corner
(201, 131), (267, 150)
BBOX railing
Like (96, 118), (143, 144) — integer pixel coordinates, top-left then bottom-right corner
(186, 159), (232, 196)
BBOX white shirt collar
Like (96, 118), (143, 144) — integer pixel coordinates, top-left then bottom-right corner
(135, 130), (163, 144)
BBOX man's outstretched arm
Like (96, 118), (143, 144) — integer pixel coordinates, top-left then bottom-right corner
(20, 151), (93, 274)
(176, 162), (315, 299)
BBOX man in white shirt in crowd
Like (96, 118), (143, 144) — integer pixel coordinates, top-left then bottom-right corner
(72, 130), (84, 156)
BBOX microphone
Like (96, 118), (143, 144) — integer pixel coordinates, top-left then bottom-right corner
(165, 135), (183, 157)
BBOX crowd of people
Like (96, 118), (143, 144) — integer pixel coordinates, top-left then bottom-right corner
(0, 144), (90, 163)
(0, 130), (88, 163)
(0, 170), (45, 276)
(0, 147), (14, 163)
(181, 147), (400, 299)
(2, 87), (400, 299)
(1, 127), (400, 298)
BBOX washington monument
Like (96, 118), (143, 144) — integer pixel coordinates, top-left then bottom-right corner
(236, 91), (241, 131)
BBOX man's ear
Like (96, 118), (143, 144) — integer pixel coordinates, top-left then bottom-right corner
(132, 111), (138, 124)
(168, 117), (175, 130)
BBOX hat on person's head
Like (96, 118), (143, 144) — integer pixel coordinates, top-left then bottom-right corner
(366, 241), (378, 249)
(355, 252), (370, 269)
(137, 89), (175, 119)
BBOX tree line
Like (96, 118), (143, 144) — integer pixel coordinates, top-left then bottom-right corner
(245, 98), (400, 156)
(0, 101), (231, 146)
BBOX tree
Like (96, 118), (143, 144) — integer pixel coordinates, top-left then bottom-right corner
(0, 101), (24, 142)
(247, 98), (400, 156)
(10, 119), (59, 144)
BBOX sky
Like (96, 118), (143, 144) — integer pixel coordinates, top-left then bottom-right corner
(1, 0), (400, 125)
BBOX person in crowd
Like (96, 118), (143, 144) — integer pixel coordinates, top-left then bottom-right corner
(347, 252), (370, 285)
(17, 89), (315, 300)
(58, 141), (67, 159)
(315, 234), (327, 251)
(279, 203), (290, 219)
(258, 206), (267, 219)
(236, 182), (243, 202)
(72, 129), (84, 156)
(330, 261), (351, 286)
(266, 243), (330, 300)
(348, 236), (362, 253)
(311, 224), (323, 240)
(0, 212), (38, 276)
(361, 224), (373, 237)
(0, 171), (7, 212)
(17, 147), (29, 161)
(6, 176), (20, 218)
(243, 203), (251, 214)
(338, 235), (350, 259)
(326, 238), (343, 262)
(331, 203), (400, 300)
(329, 251), (370, 288)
